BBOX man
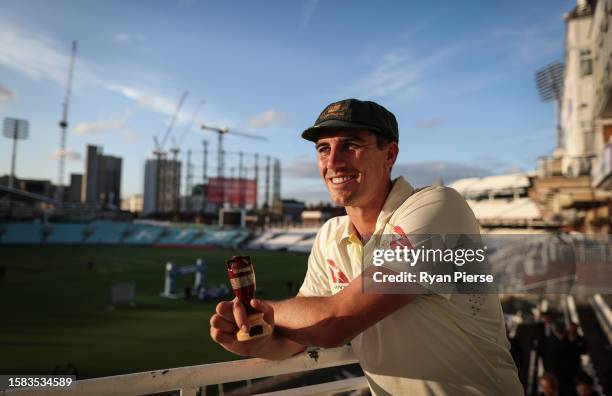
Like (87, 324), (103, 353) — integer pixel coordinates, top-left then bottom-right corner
(210, 99), (523, 395)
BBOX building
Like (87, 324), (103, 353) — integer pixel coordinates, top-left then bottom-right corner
(67, 173), (82, 203)
(143, 158), (181, 216)
(272, 199), (305, 223)
(0, 175), (54, 197)
(81, 145), (122, 208)
(533, 0), (612, 233)
(121, 194), (143, 214)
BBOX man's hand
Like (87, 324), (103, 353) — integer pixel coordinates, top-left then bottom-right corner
(210, 297), (275, 357)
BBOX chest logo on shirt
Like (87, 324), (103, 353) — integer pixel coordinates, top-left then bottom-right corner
(327, 259), (349, 284)
(389, 225), (413, 250)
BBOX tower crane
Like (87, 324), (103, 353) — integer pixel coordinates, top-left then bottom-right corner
(152, 91), (189, 213)
(56, 40), (77, 204)
(200, 124), (267, 207)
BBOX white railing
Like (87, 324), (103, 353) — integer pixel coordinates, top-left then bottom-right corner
(564, 295), (604, 396)
(2, 346), (364, 396)
(591, 293), (612, 345)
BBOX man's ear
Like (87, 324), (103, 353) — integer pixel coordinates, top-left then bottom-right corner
(386, 141), (399, 167)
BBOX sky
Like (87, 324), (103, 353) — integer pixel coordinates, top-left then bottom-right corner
(0, 0), (573, 203)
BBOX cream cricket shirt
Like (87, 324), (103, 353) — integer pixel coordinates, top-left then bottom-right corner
(299, 177), (523, 396)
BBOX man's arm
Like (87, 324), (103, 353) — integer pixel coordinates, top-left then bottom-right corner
(269, 266), (420, 348)
(210, 298), (306, 360)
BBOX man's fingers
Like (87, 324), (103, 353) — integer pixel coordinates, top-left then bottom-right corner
(216, 300), (235, 321)
(251, 299), (274, 325)
(233, 298), (249, 332)
(210, 327), (235, 344)
(210, 314), (238, 333)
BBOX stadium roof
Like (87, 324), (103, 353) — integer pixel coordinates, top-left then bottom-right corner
(466, 198), (541, 221)
(448, 173), (531, 197)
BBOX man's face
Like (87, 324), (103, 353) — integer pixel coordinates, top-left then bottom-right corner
(316, 130), (397, 207)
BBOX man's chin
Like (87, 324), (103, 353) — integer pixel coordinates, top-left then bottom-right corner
(329, 192), (354, 207)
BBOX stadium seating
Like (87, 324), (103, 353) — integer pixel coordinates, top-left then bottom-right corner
(287, 234), (317, 253)
(123, 224), (165, 245)
(156, 228), (201, 245)
(44, 223), (88, 243)
(0, 221), (253, 247)
(86, 221), (130, 244)
(246, 230), (283, 249)
(0, 222), (43, 244)
(261, 232), (317, 251)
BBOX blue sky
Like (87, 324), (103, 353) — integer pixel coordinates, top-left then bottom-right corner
(0, 0), (572, 203)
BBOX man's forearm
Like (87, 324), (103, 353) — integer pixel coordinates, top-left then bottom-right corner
(253, 330), (307, 360)
(267, 296), (349, 348)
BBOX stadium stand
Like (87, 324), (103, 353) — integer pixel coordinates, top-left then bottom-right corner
(246, 230), (283, 249)
(287, 234), (317, 253)
(44, 223), (87, 244)
(122, 224), (165, 245)
(260, 231), (317, 251)
(156, 228), (201, 245)
(191, 229), (241, 247)
(0, 221), (253, 247)
(467, 198), (541, 222)
(0, 222), (43, 244)
(86, 221), (130, 244)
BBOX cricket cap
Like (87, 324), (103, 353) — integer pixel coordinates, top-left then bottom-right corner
(301, 98), (399, 142)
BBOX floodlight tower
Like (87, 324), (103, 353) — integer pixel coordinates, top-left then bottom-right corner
(535, 62), (564, 149)
(56, 41), (77, 203)
(2, 118), (30, 189)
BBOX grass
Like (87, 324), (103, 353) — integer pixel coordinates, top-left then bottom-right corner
(0, 245), (308, 379)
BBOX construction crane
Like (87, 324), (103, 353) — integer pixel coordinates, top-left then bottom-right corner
(56, 40), (77, 204)
(200, 123), (267, 207)
(169, 100), (205, 212)
(153, 91), (189, 213)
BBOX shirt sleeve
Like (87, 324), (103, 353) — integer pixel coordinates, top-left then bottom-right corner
(382, 186), (482, 298)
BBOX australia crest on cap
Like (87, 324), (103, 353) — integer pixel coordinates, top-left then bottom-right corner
(319, 101), (350, 122)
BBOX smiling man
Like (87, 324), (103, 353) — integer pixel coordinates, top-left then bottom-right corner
(210, 99), (523, 395)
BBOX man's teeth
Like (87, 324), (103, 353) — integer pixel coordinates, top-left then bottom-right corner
(331, 176), (356, 184)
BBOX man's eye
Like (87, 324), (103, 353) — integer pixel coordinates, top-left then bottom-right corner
(317, 147), (330, 154)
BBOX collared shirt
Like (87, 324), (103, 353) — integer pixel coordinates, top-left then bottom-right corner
(300, 177), (523, 396)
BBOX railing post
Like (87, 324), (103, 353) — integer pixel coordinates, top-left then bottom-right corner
(181, 387), (199, 396)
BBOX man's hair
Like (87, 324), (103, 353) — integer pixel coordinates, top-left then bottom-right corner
(374, 134), (394, 150)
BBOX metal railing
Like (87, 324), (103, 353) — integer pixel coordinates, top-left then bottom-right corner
(591, 293), (612, 345)
(2, 346), (364, 396)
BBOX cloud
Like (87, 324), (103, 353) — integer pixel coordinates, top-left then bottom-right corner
(283, 182), (330, 203)
(0, 20), (98, 86)
(121, 128), (140, 143)
(393, 161), (492, 187)
(49, 149), (81, 161)
(74, 118), (126, 134)
(415, 116), (448, 129)
(0, 84), (15, 103)
(113, 33), (145, 43)
(493, 27), (562, 65)
(283, 155), (320, 179)
(351, 43), (467, 99)
(247, 109), (286, 128)
(0, 20), (192, 124)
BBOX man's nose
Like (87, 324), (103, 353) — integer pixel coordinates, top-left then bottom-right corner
(327, 146), (347, 169)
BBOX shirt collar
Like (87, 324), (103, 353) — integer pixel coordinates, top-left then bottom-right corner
(337, 176), (414, 244)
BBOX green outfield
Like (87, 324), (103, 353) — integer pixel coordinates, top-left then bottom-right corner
(0, 246), (308, 379)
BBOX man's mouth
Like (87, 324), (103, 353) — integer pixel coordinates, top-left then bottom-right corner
(329, 175), (357, 185)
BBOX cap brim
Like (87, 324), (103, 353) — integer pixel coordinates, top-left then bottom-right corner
(301, 120), (382, 142)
